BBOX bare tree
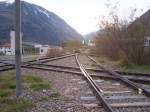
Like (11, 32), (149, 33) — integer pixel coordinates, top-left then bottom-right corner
(94, 1), (149, 64)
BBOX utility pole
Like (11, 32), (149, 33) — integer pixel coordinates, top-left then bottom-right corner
(15, 0), (22, 97)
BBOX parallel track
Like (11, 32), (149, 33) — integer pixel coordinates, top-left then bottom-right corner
(76, 54), (150, 112)
(1, 54), (150, 112)
(87, 56), (150, 97)
(29, 63), (150, 84)
(0, 54), (75, 72)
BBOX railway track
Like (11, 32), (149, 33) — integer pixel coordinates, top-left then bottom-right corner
(24, 54), (107, 111)
(1, 53), (150, 82)
(0, 62), (15, 72)
(1, 53), (149, 90)
(23, 54), (150, 111)
(1, 54), (150, 111)
(0, 54), (76, 72)
(28, 63), (150, 84)
(75, 54), (150, 112)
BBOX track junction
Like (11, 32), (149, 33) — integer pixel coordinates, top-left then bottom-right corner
(0, 54), (150, 112)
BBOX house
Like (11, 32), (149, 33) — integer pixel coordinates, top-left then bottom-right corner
(144, 37), (150, 47)
(0, 43), (14, 55)
(23, 42), (50, 55)
(0, 30), (50, 55)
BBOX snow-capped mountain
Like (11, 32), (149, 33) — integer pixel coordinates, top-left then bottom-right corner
(0, 1), (83, 45)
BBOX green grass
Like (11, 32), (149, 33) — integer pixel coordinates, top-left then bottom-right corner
(30, 82), (50, 91)
(39, 92), (61, 102)
(96, 56), (150, 73)
(39, 96), (49, 102)
(22, 75), (51, 91)
(0, 98), (32, 112)
(0, 71), (51, 112)
(49, 92), (60, 99)
(122, 64), (150, 73)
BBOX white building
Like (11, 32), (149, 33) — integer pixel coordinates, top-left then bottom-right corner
(22, 42), (50, 55)
(0, 30), (23, 55)
(87, 39), (95, 46)
(0, 30), (51, 55)
(34, 44), (50, 55)
(145, 37), (150, 47)
(0, 47), (13, 55)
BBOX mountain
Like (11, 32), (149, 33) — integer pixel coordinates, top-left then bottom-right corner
(0, 1), (83, 45)
(84, 32), (97, 40)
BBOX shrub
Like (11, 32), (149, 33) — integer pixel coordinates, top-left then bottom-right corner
(46, 48), (65, 58)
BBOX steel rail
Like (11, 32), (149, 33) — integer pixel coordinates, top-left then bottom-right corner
(0, 66), (15, 72)
(0, 54), (75, 66)
(88, 56), (150, 97)
(91, 74), (150, 84)
(32, 63), (150, 78)
(39, 54), (75, 63)
(23, 54), (75, 66)
(22, 64), (150, 84)
(0, 61), (14, 65)
(22, 65), (82, 74)
(31, 63), (150, 84)
(116, 71), (150, 77)
(88, 68), (150, 78)
(32, 63), (80, 70)
(1, 60), (149, 85)
(0, 64), (14, 68)
(22, 55), (63, 64)
(75, 54), (114, 112)
(1, 54), (150, 85)
(0, 54), (75, 72)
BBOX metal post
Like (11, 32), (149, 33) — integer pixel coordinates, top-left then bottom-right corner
(15, 0), (22, 97)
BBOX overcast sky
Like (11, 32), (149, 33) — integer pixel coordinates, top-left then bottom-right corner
(1, 0), (150, 35)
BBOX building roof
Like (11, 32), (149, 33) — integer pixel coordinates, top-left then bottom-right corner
(0, 43), (10, 48)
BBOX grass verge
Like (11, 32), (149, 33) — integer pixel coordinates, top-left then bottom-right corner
(0, 71), (51, 112)
(96, 56), (150, 73)
(122, 64), (150, 73)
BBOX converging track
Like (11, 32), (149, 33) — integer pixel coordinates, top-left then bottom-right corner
(1, 54), (150, 112)
(75, 54), (150, 112)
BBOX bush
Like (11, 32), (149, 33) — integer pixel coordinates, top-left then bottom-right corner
(46, 48), (65, 58)
(63, 40), (82, 53)
(92, 2), (150, 65)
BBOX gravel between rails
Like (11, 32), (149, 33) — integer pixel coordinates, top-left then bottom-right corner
(46, 56), (78, 68)
(77, 55), (99, 69)
(92, 77), (134, 92)
(24, 69), (106, 112)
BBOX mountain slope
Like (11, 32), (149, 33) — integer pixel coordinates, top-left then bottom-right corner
(0, 1), (83, 45)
